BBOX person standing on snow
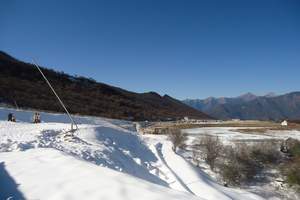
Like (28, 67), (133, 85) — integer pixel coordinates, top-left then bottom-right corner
(8, 113), (13, 121)
(8, 113), (16, 122)
(33, 112), (41, 123)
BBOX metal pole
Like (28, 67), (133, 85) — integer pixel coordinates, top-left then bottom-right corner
(32, 59), (78, 131)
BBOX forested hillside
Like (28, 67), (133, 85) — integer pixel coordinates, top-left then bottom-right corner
(0, 51), (210, 121)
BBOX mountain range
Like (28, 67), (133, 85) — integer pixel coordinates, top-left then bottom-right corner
(0, 51), (210, 121)
(183, 92), (300, 120)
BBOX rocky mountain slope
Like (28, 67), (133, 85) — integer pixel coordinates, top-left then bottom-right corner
(184, 92), (300, 120)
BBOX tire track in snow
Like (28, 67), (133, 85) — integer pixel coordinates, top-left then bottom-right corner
(155, 142), (195, 195)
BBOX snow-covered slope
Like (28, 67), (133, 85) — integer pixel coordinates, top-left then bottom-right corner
(1, 149), (201, 200)
(143, 135), (264, 200)
(0, 107), (136, 131)
(0, 107), (264, 200)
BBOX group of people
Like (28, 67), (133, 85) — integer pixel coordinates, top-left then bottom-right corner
(7, 112), (41, 123)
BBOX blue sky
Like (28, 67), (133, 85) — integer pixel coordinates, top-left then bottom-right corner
(1, 0), (300, 99)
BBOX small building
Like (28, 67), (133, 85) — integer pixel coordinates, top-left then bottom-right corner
(281, 120), (288, 126)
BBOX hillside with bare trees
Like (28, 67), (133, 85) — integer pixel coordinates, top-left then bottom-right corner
(0, 51), (211, 121)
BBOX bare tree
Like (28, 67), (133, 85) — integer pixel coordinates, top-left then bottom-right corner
(168, 128), (188, 153)
(192, 148), (201, 166)
(196, 135), (223, 170)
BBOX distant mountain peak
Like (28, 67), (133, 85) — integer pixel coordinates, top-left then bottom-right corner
(183, 91), (300, 120)
(238, 92), (257, 101)
(264, 92), (277, 98)
(204, 96), (216, 101)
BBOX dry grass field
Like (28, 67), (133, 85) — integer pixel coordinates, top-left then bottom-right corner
(139, 120), (286, 134)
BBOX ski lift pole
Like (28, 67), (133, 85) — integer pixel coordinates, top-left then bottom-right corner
(32, 59), (78, 131)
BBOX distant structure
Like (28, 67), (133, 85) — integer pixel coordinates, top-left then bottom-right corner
(281, 120), (288, 126)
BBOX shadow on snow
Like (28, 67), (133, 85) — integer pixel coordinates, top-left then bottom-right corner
(0, 162), (25, 200)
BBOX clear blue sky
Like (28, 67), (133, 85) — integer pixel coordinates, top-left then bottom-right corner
(1, 0), (300, 99)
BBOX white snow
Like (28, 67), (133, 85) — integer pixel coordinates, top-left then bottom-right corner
(0, 107), (269, 200)
(0, 149), (201, 200)
(142, 135), (264, 200)
(183, 127), (300, 143)
(0, 107), (136, 131)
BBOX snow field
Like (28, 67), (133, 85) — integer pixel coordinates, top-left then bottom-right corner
(0, 107), (271, 200)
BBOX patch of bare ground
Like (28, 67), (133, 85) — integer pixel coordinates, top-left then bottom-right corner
(170, 121), (278, 129)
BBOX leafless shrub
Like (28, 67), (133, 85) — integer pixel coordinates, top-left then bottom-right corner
(168, 129), (188, 153)
(192, 147), (201, 166)
(280, 139), (300, 190)
(193, 135), (223, 170)
(191, 137), (283, 186)
(220, 144), (261, 186)
(220, 141), (282, 186)
(219, 147), (242, 186)
(251, 140), (282, 165)
(281, 157), (300, 191)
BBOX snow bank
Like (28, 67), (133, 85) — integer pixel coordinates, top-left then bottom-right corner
(0, 149), (201, 200)
(0, 121), (165, 186)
